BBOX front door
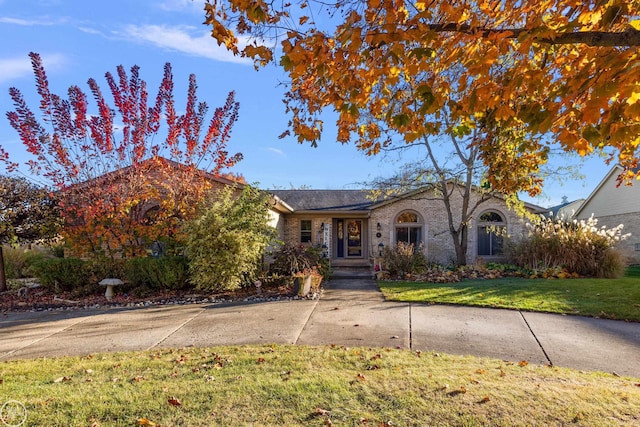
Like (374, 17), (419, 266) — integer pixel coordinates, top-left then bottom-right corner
(336, 219), (363, 258)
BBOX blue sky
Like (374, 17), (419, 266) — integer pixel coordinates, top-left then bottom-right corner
(0, 0), (615, 208)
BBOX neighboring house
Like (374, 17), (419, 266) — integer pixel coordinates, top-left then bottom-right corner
(546, 196), (585, 220)
(270, 187), (545, 267)
(574, 165), (640, 264)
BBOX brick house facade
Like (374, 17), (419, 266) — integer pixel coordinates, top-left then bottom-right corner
(271, 187), (544, 267)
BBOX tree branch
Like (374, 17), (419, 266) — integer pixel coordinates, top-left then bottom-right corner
(425, 24), (640, 47)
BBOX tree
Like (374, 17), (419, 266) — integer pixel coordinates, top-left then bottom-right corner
(3, 52), (242, 258)
(183, 185), (278, 292)
(204, 0), (640, 194)
(0, 175), (60, 291)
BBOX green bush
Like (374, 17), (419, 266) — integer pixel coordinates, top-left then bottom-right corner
(184, 185), (278, 293)
(31, 257), (91, 292)
(125, 256), (190, 290)
(381, 241), (429, 278)
(508, 214), (630, 278)
(2, 246), (54, 279)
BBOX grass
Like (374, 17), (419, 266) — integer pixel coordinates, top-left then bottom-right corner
(1, 345), (639, 426)
(379, 266), (640, 321)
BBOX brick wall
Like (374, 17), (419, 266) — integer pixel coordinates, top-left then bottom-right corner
(370, 190), (528, 265)
(589, 213), (640, 264)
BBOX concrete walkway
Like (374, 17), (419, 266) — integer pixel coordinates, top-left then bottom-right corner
(1, 278), (639, 377)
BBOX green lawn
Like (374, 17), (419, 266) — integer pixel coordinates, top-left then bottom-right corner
(379, 266), (640, 321)
(2, 345), (639, 426)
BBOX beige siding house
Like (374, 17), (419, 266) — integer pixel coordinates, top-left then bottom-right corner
(271, 187), (544, 267)
(574, 165), (640, 264)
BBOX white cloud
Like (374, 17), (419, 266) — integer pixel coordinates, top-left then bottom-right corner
(157, 0), (202, 12)
(77, 26), (103, 35)
(0, 16), (62, 26)
(0, 53), (67, 84)
(0, 16), (38, 25)
(267, 147), (286, 157)
(120, 24), (251, 65)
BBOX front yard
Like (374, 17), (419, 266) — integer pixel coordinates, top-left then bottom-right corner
(2, 345), (639, 426)
(379, 265), (640, 322)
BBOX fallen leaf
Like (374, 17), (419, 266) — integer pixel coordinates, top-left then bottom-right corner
(257, 357), (265, 364)
(357, 373), (366, 381)
(314, 408), (331, 416)
(475, 369), (486, 374)
(518, 360), (529, 367)
(130, 376), (145, 383)
(53, 376), (72, 383)
(448, 386), (467, 397)
(478, 396), (491, 404)
(167, 396), (182, 407)
(137, 418), (158, 426)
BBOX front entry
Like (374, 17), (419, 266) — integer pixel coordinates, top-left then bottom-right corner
(336, 219), (363, 258)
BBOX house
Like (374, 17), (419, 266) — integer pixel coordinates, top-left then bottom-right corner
(269, 186), (545, 267)
(573, 165), (640, 264)
(546, 196), (585, 220)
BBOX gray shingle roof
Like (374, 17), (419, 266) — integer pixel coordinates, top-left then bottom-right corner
(271, 190), (374, 211)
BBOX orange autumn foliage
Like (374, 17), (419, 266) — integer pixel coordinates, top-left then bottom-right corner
(204, 0), (640, 195)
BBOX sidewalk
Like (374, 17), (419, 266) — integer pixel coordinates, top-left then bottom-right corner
(1, 278), (639, 377)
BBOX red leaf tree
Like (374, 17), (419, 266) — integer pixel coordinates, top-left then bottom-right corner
(4, 52), (242, 258)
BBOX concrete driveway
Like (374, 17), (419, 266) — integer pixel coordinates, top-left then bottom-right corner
(2, 278), (639, 377)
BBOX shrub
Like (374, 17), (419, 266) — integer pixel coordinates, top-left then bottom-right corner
(125, 256), (190, 290)
(1, 246), (53, 279)
(30, 257), (91, 292)
(269, 243), (332, 280)
(184, 185), (277, 293)
(381, 241), (429, 278)
(508, 214), (630, 278)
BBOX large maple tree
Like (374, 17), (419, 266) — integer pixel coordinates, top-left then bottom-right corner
(204, 0), (640, 195)
(3, 53), (242, 258)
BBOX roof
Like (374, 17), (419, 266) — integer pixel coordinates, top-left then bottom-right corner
(270, 190), (374, 212)
(546, 198), (585, 219)
(272, 186), (546, 214)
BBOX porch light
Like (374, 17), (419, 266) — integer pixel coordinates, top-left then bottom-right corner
(378, 242), (384, 256)
(320, 222), (325, 231)
(376, 222), (381, 231)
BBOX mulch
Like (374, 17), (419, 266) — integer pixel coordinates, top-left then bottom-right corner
(0, 283), (300, 313)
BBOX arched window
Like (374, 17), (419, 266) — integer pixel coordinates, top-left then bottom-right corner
(477, 211), (505, 256)
(395, 210), (423, 246)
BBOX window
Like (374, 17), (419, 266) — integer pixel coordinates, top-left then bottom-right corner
(395, 210), (422, 246)
(300, 220), (312, 243)
(635, 243), (640, 252)
(477, 211), (505, 256)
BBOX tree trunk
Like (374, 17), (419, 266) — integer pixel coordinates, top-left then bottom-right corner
(0, 246), (7, 292)
(451, 227), (468, 266)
